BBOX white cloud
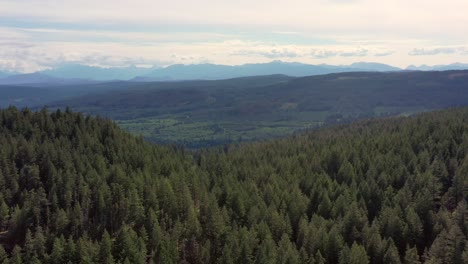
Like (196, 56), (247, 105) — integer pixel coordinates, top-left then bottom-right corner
(374, 51), (395, 57)
(1, 1), (468, 71)
(408, 47), (467, 56)
(232, 48), (299, 59)
(2, 0), (468, 38)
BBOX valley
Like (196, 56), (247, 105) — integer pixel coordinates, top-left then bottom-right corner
(3, 0), (468, 263)
(45, 70), (468, 147)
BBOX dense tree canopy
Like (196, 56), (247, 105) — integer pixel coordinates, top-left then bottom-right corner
(0, 106), (466, 263)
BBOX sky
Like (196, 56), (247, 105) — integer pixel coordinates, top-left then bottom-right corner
(1, 0), (468, 72)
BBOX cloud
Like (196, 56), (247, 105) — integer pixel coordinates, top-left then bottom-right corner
(232, 48), (299, 59)
(0, 42), (35, 49)
(310, 50), (339, 59)
(340, 49), (368, 57)
(310, 48), (369, 58)
(327, 0), (359, 3)
(2, 0), (468, 40)
(408, 47), (468, 56)
(234, 47), (377, 60)
(374, 51), (394, 57)
(2, 0), (468, 71)
(0, 39), (171, 72)
(272, 31), (301, 35)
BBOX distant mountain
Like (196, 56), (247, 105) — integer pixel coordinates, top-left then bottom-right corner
(1, 61), (403, 83)
(349, 62), (401, 71)
(0, 72), (93, 85)
(406, 63), (468, 71)
(137, 61), (401, 81)
(7, 61), (457, 83)
(0, 71), (17, 78)
(41, 64), (155, 81)
(406, 65), (434, 71)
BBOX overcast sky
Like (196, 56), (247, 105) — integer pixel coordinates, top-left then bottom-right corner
(1, 0), (468, 72)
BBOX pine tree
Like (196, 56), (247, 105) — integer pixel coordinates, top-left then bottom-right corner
(33, 227), (46, 259)
(326, 225), (344, 263)
(383, 239), (402, 264)
(114, 226), (146, 264)
(65, 237), (77, 263)
(404, 207), (423, 247)
(314, 250), (326, 264)
(0, 245), (7, 263)
(404, 245), (420, 264)
(99, 230), (114, 264)
(348, 242), (369, 264)
(158, 235), (177, 264)
(427, 224), (465, 264)
(255, 235), (277, 264)
(0, 199), (9, 228)
(10, 245), (22, 264)
(338, 244), (350, 264)
(462, 244), (468, 264)
(23, 229), (40, 264)
(50, 236), (65, 264)
(219, 232), (239, 264)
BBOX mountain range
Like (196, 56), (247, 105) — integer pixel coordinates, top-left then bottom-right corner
(406, 62), (468, 71)
(42, 64), (155, 81)
(1, 61), (468, 85)
(132, 61), (389, 81)
(0, 71), (18, 79)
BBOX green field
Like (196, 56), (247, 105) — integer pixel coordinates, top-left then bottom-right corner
(117, 117), (321, 148)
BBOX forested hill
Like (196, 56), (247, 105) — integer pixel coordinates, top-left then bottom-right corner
(49, 70), (468, 147)
(0, 107), (467, 263)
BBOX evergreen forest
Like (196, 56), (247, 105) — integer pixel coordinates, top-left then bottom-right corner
(0, 106), (467, 263)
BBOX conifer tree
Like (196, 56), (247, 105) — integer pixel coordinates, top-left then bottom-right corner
(404, 245), (420, 264)
(99, 230), (114, 264)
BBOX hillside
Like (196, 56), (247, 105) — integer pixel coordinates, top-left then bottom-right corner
(407, 63), (468, 71)
(0, 107), (467, 263)
(0, 86), (60, 108)
(51, 70), (468, 147)
(4, 62), (468, 83)
(137, 61), (377, 81)
(0, 80), (167, 109)
(34, 61), (400, 82)
(1, 62), (398, 84)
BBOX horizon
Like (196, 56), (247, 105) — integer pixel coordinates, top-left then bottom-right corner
(3, 60), (468, 75)
(1, 0), (468, 73)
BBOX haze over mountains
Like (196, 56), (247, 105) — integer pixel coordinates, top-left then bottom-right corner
(132, 61), (394, 81)
(406, 63), (468, 71)
(1, 61), (468, 84)
(0, 71), (19, 79)
(42, 64), (155, 81)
